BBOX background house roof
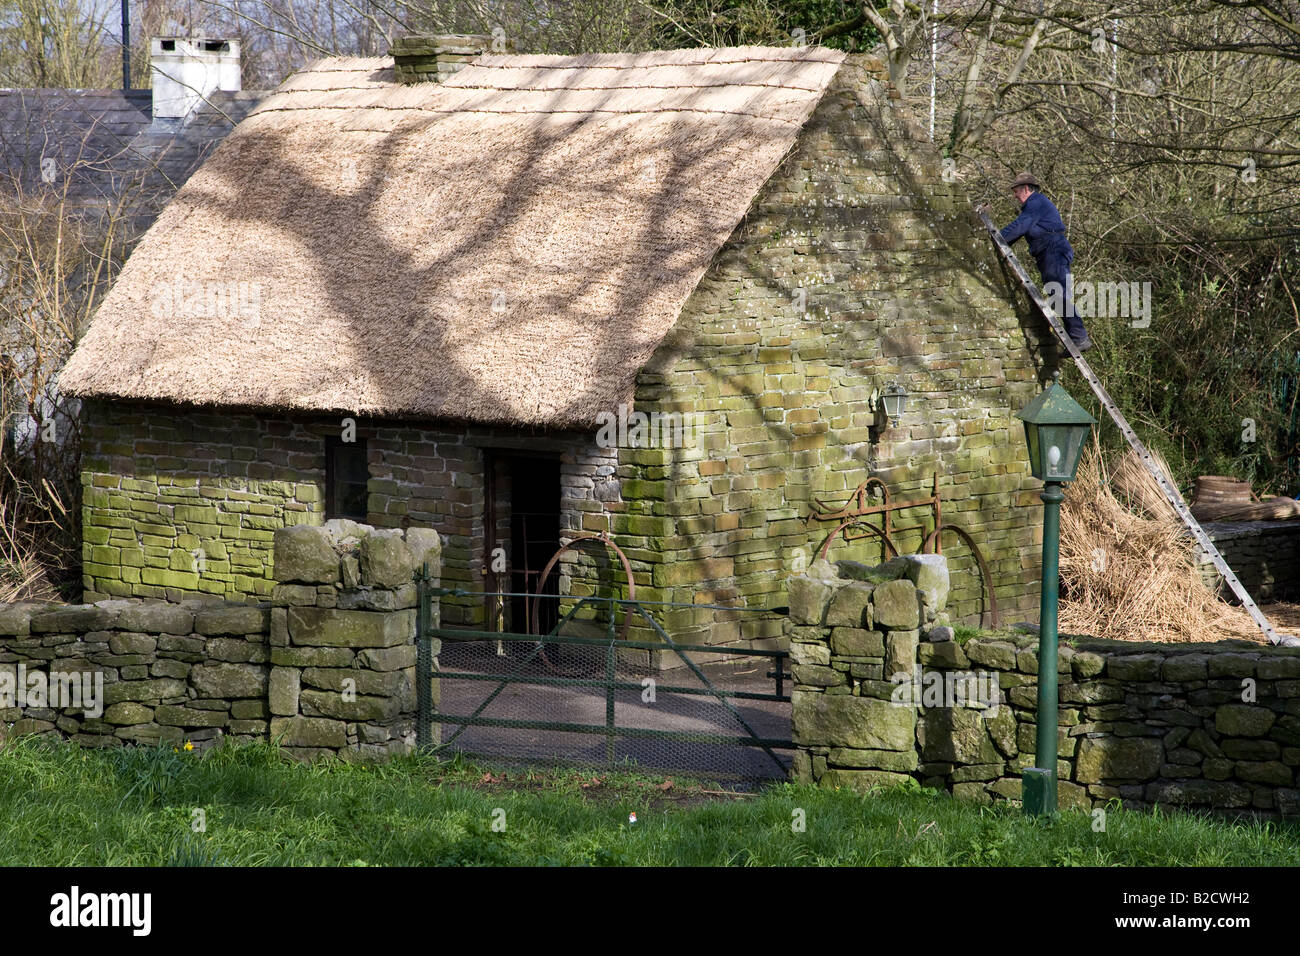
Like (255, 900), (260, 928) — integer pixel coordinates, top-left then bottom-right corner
(59, 45), (846, 428)
(0, 88), (261, 229)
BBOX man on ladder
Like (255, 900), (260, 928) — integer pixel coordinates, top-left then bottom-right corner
(982, 172), (1093, 353)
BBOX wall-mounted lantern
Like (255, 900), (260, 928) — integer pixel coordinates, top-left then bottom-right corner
(880, 382), (908, 428)
(869, 381), (909, 430)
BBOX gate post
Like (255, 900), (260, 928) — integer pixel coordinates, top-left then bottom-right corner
(416, 560), (442, 749)
(269, 521), (441, 759)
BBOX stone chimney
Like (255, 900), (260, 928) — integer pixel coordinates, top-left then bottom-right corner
(390, 34), (503, 83)
(150, 36), (241, 123)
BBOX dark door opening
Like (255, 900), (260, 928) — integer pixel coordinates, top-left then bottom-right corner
(486, 453), (561, 637)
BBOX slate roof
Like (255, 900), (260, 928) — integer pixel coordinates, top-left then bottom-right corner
(0, 87), (262, 229)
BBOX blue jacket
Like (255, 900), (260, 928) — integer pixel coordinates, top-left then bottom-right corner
(1000, 191), (1072, 264)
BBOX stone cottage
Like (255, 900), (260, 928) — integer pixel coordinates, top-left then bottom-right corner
(59, 37), (1050, 643)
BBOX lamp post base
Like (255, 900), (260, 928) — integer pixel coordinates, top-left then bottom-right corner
(1022, 767), (1057, 817)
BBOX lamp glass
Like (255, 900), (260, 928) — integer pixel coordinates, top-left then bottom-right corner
(881, 383), (907, 424)
(1023, 421), (1090, 481)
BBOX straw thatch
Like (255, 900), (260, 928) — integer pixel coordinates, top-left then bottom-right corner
(1059, 441), (1283, 643)
(59, 46), (846, 427)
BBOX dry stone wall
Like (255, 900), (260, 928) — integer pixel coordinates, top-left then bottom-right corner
(790, 562), (1300, 816)
(1196, 520), (1300, 603)
(0, 522), (440, 759)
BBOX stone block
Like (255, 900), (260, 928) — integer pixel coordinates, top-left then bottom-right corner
(154, 704), (228, 728)
(231, 700), (269, 719)
(271, 646), (356, 667)
(828, 747), (918, 772)
(190, 663), (269, 699)
(1107, 654), (1164, 681)
(301, 667), (405, 697)
(270, 716), (347, 748)
(1162, 653), (1208, 681)
(872, 578), (921, 630)
(965, 641), (1016, 670)
(300, 689), (400, 721)
(1145, 779), (1251, 808)
(103, 678), (187, 705)
(829, 627), (884, 658)
(790, 642), (831, 666)
(194, 605), (269, 636)
(885, 629), (919, 677)
(904, 553), (949, 613)
(273, 525), (340, 584)
(287, 608), (414, 648)
(793, 693), (915, 751)
(360, 529), (415, 589)
(1234, 761), (1293, 786)
(952, 782), (992, 805)
(787, 574), (834, 626)
(919, 642), (970, 668)
(922, 707), (1000, 764)
(269, 667), (301, 717)
(818, 769), (913, 792)
(0, 604), (35, 636)
(825, 582), (874, 628)
(109, 633), (157, 656)
(30, 606), (114, 633)
(1214, 704), (1276, 737)
(1075, 736), (1163, 783)
(116, 602), (196, 634)
(357, 645), (417, 671)
(102, 702), (153, 725)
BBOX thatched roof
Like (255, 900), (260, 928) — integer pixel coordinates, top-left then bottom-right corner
(60, 46), (845, 427)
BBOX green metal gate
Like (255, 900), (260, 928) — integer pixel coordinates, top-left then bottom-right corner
(415, 569), (792, 781)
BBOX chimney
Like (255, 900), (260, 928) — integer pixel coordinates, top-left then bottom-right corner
(150, 37), (241, 123)
(390, 34), (504, 84)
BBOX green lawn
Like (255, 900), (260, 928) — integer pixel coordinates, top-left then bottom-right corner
(1, 737), (1297, 866)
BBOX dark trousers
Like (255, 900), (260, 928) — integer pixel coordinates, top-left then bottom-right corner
(1036, 250), (1088, 343)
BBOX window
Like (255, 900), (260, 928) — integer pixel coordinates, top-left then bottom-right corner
(325, 437), (369, 520)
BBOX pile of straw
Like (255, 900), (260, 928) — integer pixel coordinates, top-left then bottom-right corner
(1059, 440), (1274, 643)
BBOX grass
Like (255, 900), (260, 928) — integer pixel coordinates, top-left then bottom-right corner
(1, 737), (1297, 866)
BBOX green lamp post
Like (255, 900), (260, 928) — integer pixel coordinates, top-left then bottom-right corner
(1016, 379), (1097, 816)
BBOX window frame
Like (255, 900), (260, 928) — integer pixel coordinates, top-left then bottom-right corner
(324, 435), (369, 521)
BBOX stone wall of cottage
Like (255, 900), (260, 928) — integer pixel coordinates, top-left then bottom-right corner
(0, 523), (439, 759)
(624, 53), (1048, 643)
(80, 402), (627, 628)
(790, 559), (1300, 816)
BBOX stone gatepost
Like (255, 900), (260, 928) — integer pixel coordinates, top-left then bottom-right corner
(788, 555), (950, 790)
(267, 520), (441, 759)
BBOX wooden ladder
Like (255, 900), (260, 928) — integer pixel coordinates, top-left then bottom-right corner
(977, 208), (1291, 646)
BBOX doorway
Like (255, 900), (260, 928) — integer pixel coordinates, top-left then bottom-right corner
(485, 452), (561, 637)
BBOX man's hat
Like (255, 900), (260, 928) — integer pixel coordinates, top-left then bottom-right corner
(1011, 171), (1042, 189)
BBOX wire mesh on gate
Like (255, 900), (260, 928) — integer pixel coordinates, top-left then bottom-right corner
(418, 587), (792, 784)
